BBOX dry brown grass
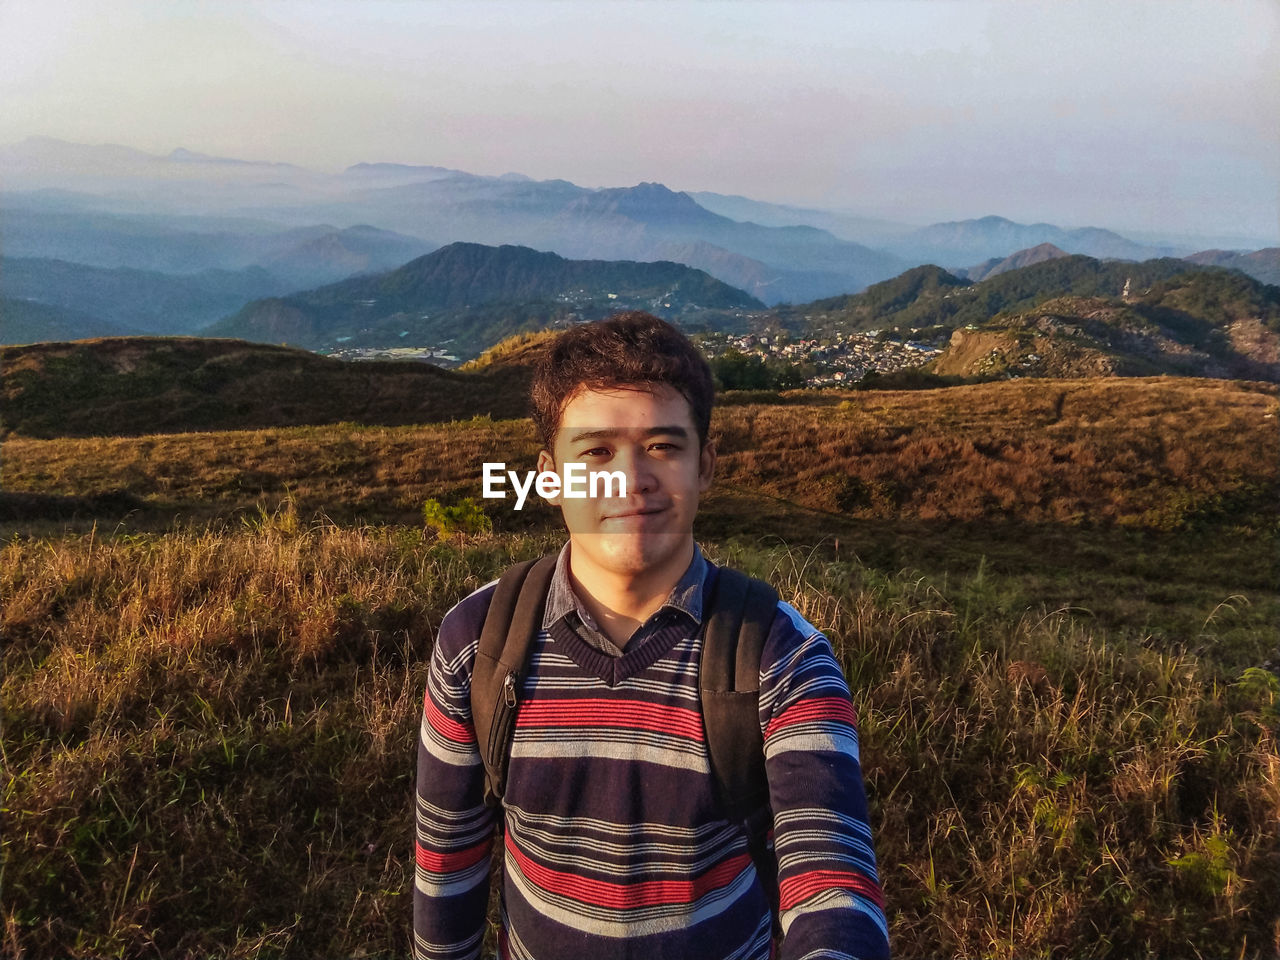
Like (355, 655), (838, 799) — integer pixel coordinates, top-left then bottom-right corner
(6, 377), (1275, 533)
(458, 329), (558, 371)
(3, 514), (563, 958)
(3, 374), (1278, 957)
(0, 337), (533, 439)
(712, 377), (1278, 527)
(3, 521), (1277, 958)
(2, 418), (544, 527)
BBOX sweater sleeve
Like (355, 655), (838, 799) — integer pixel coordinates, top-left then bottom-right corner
(413, 587), (500, 960)
(760, 601), (890, 960)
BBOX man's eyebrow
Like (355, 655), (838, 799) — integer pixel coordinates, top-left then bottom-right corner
(565, 425), (689, 444)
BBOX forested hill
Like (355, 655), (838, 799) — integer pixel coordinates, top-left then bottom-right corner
(786, 255), (1280, 339)
(206, 241), (763, 356)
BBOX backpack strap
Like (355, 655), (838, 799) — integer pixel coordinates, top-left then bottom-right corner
(699, 565), (781, 927)
(472, 554), (558, 807)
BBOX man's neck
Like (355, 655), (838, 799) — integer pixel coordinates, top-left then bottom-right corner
(566, 537), (696, 651)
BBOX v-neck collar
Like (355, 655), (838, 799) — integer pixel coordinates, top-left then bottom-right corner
(543, 565), (721, 687)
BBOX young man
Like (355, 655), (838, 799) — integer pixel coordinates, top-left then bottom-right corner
(414, 312), (889, 960)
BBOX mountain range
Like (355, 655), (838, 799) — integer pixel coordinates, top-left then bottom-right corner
(2, 137), (1278, 352)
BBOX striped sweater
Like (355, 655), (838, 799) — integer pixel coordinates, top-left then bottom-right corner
(414, 546), (889, 960)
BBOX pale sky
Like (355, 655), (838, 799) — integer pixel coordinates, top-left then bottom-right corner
(1, 0), (1277, 240)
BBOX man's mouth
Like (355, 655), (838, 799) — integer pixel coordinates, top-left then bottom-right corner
(602, 505), (668, 521)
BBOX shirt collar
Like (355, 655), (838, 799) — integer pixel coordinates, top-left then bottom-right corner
(541, 539), (708, 631)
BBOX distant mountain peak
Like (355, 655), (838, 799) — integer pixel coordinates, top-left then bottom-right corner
(595, 181), (691, 201)
(167, 147), (300, 169)
(962, 242), (1070, 281)
(630, 180), (680, 194)
(168, 148), (230, 163)
(342, 161), (464, 179)
(420, 239), (559, 261)
(1023, 242), (1067, 255)
(568, 181), (721, 226)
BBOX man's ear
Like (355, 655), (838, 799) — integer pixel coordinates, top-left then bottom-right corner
(698, 437), (716, 493)
(536, 448), (562, 506)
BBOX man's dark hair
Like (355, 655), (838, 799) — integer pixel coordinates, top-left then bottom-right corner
(530, 311), (714, 453)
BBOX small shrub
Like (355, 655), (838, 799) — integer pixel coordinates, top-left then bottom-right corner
(422, 497), (492, 538)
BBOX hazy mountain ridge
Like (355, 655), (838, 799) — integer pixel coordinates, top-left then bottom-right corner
(0, 215), (437, 343)
(1, 205), (430, 283)
(258, 225), (436, 289)
(1, 139), (910, 303)
(0, 298), (140, 346)
(5, 137), (1278, 346)
(0, 257), (287, 337)
(333, 175), (907, 303)
(1184, 248), (1280, 286)
(688, 191), (915, 247)
(341, 161), (466, 183)
(886, 214), (1186, 265)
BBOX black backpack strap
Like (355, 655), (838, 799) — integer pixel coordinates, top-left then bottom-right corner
(700, 565), (781, 926)
(472, 554), (558, 807)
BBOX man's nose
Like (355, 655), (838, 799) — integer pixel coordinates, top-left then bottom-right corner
(612, 445), (659, 496)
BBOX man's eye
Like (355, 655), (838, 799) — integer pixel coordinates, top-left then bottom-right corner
(650, 442), (678, 452)
(580, 447), (610, 458)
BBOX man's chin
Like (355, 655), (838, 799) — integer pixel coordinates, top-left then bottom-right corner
(574, 531), (687, 574)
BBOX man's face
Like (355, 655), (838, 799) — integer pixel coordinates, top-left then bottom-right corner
(535, 383), (715, 579)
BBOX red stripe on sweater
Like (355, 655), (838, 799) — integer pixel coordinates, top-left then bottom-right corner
(416, 837), (491, 873)
(765, 697), (857, 740)
(506, 833), (750, 908)
(779, 868), (885, 911)
(425, 695), (476, 744)
(515, 698), (705, 740)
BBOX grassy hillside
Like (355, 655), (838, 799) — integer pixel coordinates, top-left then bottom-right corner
(5, 377), (1276, 667)
(3, 375), (1277, 958)
(0, 337), (531, 439)
(10, 376), (1274, 524)
(929, 295), (1280, 381)
(458, 328), (559, 371)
